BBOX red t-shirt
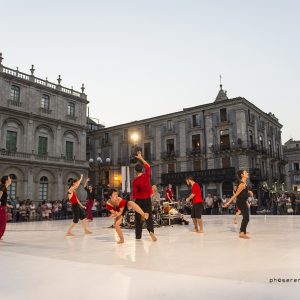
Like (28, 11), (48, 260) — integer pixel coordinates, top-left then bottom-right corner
(192, 183), (203, 203)
(166, 188), (173, 201)
(106, 199), (126, 212)
(132, 163), (152, 200)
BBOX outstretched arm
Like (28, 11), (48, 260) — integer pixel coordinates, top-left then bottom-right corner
(83, 177), (90, 188)
(136, 151), (149, 167)
(69, 174), (83, 192)
(224, 183), (246, 208)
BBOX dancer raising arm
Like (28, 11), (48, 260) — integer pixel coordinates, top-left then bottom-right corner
(223, 170), (253, 239)
(106, 189), (149, 244)
(66, 175), (92, 236)
(0, 176), (13, 240)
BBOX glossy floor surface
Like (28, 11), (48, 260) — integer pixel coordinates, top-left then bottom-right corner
(0, 215), (299, 300)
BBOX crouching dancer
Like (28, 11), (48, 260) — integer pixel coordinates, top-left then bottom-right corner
(106, 189), (149, 244)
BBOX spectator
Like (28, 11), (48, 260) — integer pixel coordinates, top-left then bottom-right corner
(205, 194), (213, 215)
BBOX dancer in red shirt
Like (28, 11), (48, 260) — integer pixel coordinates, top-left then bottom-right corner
(186, 176), (204, 233)
(106, 189), (149, 244)
(66, 175), (92, 236)
(132, 152), (157, 241)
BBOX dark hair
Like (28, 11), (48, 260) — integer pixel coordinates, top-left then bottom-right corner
(108, 189), (118, 198)
(135, 164), (143, 173)
(186, 176), (194, 181)
(236, 170), (245, 180)
(1, 176), (8, 185)
(68, 179), (78, 189)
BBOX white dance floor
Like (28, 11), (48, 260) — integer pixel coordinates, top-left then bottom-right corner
(0, 215), (299, 300)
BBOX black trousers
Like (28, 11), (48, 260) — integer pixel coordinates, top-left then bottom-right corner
(236, 199), (249, 234)
(135, 198), (154, 239)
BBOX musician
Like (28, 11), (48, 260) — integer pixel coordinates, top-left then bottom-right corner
(132, 152), (157, 241)
(165, 184), (174, 202)
(151, 185), (160, 205)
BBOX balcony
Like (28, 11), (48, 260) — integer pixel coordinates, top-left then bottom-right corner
(161, 151), (179, 161)
(67, 114), (77, 121)
(40, 107), (52, 114)
(7, 99), (23, 107)
(186, 147), (202, 157)
(0, 149), (87, 166)
(162, 125), (176, 136)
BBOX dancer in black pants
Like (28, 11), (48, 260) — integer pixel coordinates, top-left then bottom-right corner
(224, 170), (253, 239)
(132, 152), (157, 241)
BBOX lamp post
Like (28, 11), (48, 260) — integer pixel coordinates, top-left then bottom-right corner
(89, 155), (111, 199)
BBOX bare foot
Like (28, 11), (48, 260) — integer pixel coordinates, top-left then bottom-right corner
(199, 230), (204, 233)
(239, 233), (251, 239)
(192, 229), (199, 233)
(117, 239), (124, 244)
(143, 213), (149, 220)
(149, 232), (157, 242)
(65, 232), (74, 237)
(84, 230), (92, 234)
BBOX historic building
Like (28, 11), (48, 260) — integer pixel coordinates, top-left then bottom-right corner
(0, 53), (89, 201)
(283, 139), (300, 192)
(88, 84), (285, 200)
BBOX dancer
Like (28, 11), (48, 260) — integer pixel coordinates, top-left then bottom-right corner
(66, 175), (92, 236)
(185, 176), (204, 233)
(106, 189), (149, 244)
(223, 170), (252, 239)
(0, 176), (13, 240)
(83, 178), (96, 222)
(132, 151), (157, 241)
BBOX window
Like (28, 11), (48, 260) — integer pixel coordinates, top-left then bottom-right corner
(104, 133), (109, 144)
(166, 139), (175, 154)
(249, 130), (254, 147)
(294, 175), (300, 184)
(193, 160), (201, 171)
(192, 114), (200, 127)
(248, 109), (251, 122)
(296, 144), (299, 148)
(268, 140), (273, 156)
(220, 108), (227, 122)
(220, 129), (230, 150)
(168, 163), (175, 173)
(39, 176), (48, 201)
(222, 157), (231, 168)
(7, 174), (17, 199)
(6, 131), (17, 152)
(144, 142), (151, 161)
(67, 102), (75, 117)
(66, 141), (74, 160)
(192, 134), (201, 151)
(10, 85), (20, 102)
(167, 120), (173, 130)
(294, 163), (300, 171)
(259, 136), (264, 149)
(104, 171), (110, 186)
(41, 94), (50, 109)
(277, 144), (280, 158)
(38, 136), (48, 155)
(145, 124), (150, 136)
(123, 129), (128, 141)
(262, 161), (265, 176)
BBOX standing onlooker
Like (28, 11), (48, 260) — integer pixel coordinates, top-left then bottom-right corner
(212, 195), (221, 215)
(83, 178), (96, 222)
(165, 184), (174, 202)
(205, 194), (213, 215)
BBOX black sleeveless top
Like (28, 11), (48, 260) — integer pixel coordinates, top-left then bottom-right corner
(0, 184), (8, 206)
(236, 183), (248, 203)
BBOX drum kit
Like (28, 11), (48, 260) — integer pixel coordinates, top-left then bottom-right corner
(122, 199), (189, 228)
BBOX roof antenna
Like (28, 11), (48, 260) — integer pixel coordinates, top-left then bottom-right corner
(219, 74), (223, 89)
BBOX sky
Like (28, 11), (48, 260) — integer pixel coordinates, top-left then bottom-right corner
(1, 0), (299, 142)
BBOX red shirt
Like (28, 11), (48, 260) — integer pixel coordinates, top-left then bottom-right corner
(166, 188), (173, 201)
(106, 199), (126, 212)
(192, 183), (203, 203)
(69, 192), (79, 204)
(132, 163), (152, 200)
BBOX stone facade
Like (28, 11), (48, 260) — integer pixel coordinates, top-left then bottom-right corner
(283, 139), (300, 191)
(0, 54), (89, 201)
(88, 85), (285, 200)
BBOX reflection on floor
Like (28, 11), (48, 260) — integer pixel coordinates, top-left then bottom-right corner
(0, 215), (299, 300)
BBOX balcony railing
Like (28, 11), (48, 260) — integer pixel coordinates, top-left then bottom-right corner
(7, 99), (23, 107)
(40, 107), (52, 114)
(0, 149), (87, 165)
(186, 148), (202, 156)
(67, 115), (77, 121)
(161, 151), (179, 161)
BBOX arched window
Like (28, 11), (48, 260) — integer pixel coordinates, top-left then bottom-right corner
(67, 102), (75, 117)
(268, 140), (273, 156)
(249, 130), (254, 147)
(39, 176), (48, 201)
(10, 85), (20, 102)
(259, 135), (263, 149)
(41, 94), (50, 110)
(7, 174), (17, 199)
